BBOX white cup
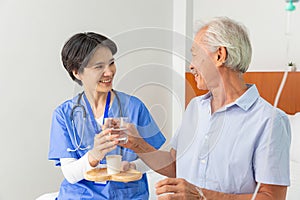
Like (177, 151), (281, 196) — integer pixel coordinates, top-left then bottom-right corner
(106, 155), (122, 175)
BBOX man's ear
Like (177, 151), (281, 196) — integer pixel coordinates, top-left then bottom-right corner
(215, 46), (227, 67)
(72, 70), (81, 80)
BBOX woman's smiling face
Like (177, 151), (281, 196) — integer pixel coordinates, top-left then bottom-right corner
(77, 46), (116, 94)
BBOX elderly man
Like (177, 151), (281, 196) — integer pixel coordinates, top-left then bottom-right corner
(118, 16), (291, 200)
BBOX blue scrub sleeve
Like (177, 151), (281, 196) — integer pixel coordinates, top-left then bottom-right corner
(136, 102), (166, 149)
(48, 109), (78, 166)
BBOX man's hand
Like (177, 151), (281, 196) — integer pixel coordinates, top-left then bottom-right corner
(155, 178), (201, 200)
(118, 123), (143, 151)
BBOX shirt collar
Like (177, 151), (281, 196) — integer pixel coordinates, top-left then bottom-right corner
(198, 84), (259, 112)
(232, 84), (259, 111)
(200, 91), (212, 101)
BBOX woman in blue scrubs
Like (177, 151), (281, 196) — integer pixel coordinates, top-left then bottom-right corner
(48, 32), (166, 199)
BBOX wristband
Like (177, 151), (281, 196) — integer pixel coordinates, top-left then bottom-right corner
(195, 187), (207, 200)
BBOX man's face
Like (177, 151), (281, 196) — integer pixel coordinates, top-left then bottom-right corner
(190, 29), (220, 90)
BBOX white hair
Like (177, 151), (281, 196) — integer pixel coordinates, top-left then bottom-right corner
(198, 16), (252, 73)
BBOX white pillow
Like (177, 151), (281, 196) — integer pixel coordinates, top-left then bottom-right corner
(287, 112), (300, 200)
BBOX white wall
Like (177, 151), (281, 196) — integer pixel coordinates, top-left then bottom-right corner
(0, 1), (176, 199)
(2, 0), (298, 199)
(193, 0), (300, 71)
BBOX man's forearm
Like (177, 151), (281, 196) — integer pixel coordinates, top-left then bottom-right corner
(132, 138), (176, 177)
(201, 184), (287, 200)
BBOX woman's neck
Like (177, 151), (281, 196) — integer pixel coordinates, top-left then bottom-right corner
(85, 90), (114, 118)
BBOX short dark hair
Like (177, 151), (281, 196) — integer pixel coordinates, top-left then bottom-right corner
(61, 32), (117, 84)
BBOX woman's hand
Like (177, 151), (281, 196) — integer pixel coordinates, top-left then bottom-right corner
(121, 161), (136, 171)
(88, 129), (119, 167)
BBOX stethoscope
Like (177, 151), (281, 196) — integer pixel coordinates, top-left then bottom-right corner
(67, 89), (123, 152)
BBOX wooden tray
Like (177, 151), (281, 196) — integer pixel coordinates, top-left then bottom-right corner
(84, 168), (142, 183)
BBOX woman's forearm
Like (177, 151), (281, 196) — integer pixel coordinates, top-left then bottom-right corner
(60, 153), (95, 184)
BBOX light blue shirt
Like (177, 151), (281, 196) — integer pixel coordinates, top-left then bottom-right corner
(170, 84), (291, 194)
(48, 90), (166, 199)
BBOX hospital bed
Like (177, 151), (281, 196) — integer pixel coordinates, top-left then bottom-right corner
(186, 71), (300, 200)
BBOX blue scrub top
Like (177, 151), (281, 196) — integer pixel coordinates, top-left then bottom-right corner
(48, 90), (166, 199)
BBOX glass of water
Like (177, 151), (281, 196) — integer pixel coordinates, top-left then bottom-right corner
(103, 117), (129, 144)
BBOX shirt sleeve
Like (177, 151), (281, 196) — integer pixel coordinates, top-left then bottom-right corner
(169, 97), (197, 151)
(254, 110), (291, 186)
(169, 127), (180, 151)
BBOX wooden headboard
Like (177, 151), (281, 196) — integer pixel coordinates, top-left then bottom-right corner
(185, 72), (300, 115)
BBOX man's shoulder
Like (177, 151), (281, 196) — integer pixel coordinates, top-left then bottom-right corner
(255, 96), (289, 121)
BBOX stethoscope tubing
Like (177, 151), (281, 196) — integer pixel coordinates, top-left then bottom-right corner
(67, 89), (123, 152)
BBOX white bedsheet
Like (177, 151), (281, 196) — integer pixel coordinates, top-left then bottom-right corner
(286, 112), (300, 200)
(36, 192), (58, 200)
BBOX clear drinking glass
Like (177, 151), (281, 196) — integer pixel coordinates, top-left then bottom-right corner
(103, 117), (129, 144)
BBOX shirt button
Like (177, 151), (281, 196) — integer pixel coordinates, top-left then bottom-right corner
(201, 159), (206, 164)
